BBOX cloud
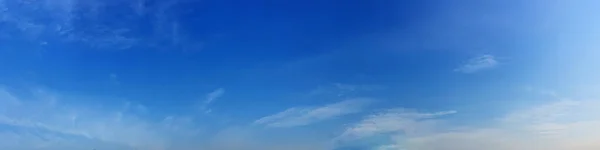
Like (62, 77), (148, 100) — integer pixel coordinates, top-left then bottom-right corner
(6, 85), (597, 150)
(0, 88), (202, 150)
(205, 88), (225, 105)
(336, 108), (456, 142)
(338, 97), (600, 150)
(454, 55), (498, 73)
(404, 99), (600, 150)
(254, 98), (371, 128)
(198, 88), (225, 113)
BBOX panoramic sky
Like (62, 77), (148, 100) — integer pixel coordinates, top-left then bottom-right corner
(1, 0), (600, 150)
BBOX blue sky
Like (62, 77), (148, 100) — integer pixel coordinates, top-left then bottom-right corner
(1, 0), (600, 150)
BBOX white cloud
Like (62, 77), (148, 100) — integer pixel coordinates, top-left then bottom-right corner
(0, 86), (345, 150)
(205, 88), (225, 105)
(336, 108), (456, 142)
(404, 100), (600, 150)
(454, 55), (498, 73)
(198, 88), (225, 113)
(339, 98), (600, 150)
(0, 88), (202, 150)
(254, 98), (371, 128)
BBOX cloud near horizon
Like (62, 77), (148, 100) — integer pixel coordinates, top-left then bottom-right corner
(2, 0), (600, 149)
(1, 86), (600, 150)
(0, 87), (200, 150)
(336, 97), (600, 150)
(0, 87), (355, 150)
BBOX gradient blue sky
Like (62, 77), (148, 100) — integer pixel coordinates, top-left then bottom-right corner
(1, 0), (600, 150)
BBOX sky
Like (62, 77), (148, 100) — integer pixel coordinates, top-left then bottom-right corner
(1, 0), (600, 150)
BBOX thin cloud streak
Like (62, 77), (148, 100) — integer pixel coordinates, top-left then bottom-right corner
(0, 88), (200, 150)
(336, 108), (456, 142)
(254, 98), (372, 128)
(205, 88), (225, 105)
(198, 88), (225, 113)
(337, 97), (600, 150)
(404, 99), (600, 150)
(454, 55), (498, 73)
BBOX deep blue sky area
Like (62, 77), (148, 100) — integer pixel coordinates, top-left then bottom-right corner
(1, 0), (600, 150)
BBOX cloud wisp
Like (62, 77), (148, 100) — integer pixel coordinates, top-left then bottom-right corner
(198, 88), (225, 113)
(454, 55), (499, 73)
(205, 88), (225, 105)
(254, 98), (371, 128)
(406, 100), (600, 150)
(0, 87), (334, 150)
(337, 109), (457, 142)
(3, 86), (599, 150)
(0, 88), (201, 150)
(337, 97), (600, 150)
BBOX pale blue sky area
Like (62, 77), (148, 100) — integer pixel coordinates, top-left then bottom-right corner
(1, 0), (600, 150)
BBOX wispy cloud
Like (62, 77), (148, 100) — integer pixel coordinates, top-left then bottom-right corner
(0, 88), (201, 150)
(336, 108), (456, 142)
(198, 88), (225, 113)
(337, 96), (600, 150)
(404, 99), (600, 150)
(454, 55), (499, 73)
(254, 98), (371, 128)
(0, 86), (334, 150)
(205, 88), (225, 105)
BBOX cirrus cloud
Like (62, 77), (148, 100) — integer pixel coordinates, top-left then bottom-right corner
(454, 55), (499, 73)
(254, 98), (372, 128)
(337, 95), (600, 150)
